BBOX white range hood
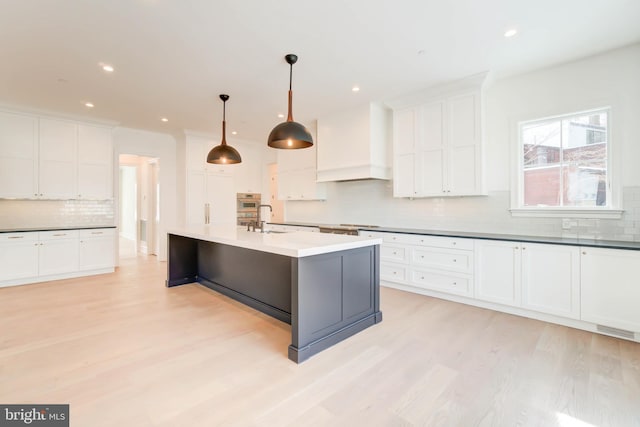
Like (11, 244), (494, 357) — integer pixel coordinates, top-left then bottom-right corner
(316, 102), (392, 182)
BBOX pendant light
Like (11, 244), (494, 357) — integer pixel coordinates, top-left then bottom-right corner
(267, 54), (313, 149)
(207, 94), (242, 164)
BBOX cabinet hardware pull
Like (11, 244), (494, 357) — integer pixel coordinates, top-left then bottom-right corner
(515, 246), (519, 250)
(453, 259), (457, 262)
(522, 247), (526, 250)
(582, 251), (586, 255)
(452, 242), (456, 245)
(8, 236), (24, 239)
(453, 282), (457, 285)
(91, 232), (103, 235)
(53, 233), (66, 236)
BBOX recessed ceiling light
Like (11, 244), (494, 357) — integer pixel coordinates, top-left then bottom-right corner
(504, 28), (518, 38)
(102, 64), (114, 72)
(352, 86), (360, 92)
(85, 102), (94, 108)
(232, 131), (237, 135)
(161, 117), (168, 122)
(278, 113), (285, 118)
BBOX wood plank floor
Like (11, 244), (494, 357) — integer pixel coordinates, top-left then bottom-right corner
(1, 256), (639, 426)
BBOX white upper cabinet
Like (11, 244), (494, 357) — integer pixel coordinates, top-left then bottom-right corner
(78, 124), (113, 199)
(276, 128), (327, 201)
(39, 118), (78, 199)
(0, 112), (38, 198)
(0, 111), (113, 200)
(389, 73), (486, 198)
(316, 102), (392, 182)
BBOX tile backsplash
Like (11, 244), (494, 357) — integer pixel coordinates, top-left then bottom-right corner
(285, 181), (640, 242)
(0, 200), (115, 230)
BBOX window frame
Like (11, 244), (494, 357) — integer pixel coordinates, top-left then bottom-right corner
(510, 106), (623, 219)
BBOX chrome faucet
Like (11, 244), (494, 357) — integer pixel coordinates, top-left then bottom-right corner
(256, 204), (273, 233)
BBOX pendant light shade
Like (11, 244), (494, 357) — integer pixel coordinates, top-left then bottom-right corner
(207, 94), (242, 164)
(267, 54), (313, 149)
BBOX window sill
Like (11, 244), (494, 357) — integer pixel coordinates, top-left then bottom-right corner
(510, 208), (624, 219)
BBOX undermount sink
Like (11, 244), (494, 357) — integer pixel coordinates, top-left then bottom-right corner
(248, 229), (288, 234)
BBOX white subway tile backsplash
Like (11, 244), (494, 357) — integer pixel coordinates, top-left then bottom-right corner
(0, 200), (115, 230)
(284, 182), (640, 242)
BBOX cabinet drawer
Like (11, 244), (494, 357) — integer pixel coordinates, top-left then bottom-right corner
(407, 234), (474, 250)
(381, 244), (410, 263)
(0, 232), (38, 243)
(379, 232), (416, 245)
(412, 247), (472, 274)
(79, 228), (116, 238)
(380, 262), (408, 284)
(39, 230), (79, 240)
(411, 269), (471, 296)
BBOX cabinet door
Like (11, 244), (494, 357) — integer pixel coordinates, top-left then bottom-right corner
(79, 236), (115, 270)
(393, 153), (416, 197)
(417, 150), (444, 196)
(186, 170), (206, 225)
(474, 239), (521, 306)
(447, 92), (481, 195)
(39, 238), (79, 276)
(39, 118), (77, 199)
(0, 112), (39, 198)
(234, 144), (261, 194)
(581, 247), (640, 332)
(417, 102), (446, 196)
(0, 234), (39, 283)
(521, 243), (580, 319)
(78, 125), (113, 199)
(206, 173), (236, 225)
(393, 108), (416, 155)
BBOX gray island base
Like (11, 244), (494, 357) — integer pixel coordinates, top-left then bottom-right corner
(166, 232), (382, 363)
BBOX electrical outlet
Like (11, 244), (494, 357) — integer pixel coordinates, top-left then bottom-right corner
(562, 218), (572, 230)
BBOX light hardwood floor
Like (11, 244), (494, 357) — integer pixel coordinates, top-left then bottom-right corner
(1, 256), (639, 426)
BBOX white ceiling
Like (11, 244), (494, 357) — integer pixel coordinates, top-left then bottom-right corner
(1, 0), (639, 143)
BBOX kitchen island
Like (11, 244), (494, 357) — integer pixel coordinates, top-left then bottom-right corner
(166, 226), (383, 363)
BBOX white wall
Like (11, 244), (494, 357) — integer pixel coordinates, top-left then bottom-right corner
(113, 127), (177, 261)
(284, 43), (640, 241)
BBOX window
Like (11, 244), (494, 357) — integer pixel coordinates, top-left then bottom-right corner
(514, 108), (620, 217)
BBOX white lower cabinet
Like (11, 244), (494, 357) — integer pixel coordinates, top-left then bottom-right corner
(359, 230), (473, 297)
(581, 247), (640, 333)
(0, 232), (39, 281)
(0, 228), (115, 287)
(521, 243), (580, 319)
(38, 230), (79, 276)
(79, 229), (116, 270)
(474, 240), (580, 319)
(474, 240), (521, 306)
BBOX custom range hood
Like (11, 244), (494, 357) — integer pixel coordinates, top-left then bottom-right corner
(315, 102), (392, 182)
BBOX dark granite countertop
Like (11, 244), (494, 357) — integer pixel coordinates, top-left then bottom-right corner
(0, 225), (116, 233)
(267, 221), (640, 251)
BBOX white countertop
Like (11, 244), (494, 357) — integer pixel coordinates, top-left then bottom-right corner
(168, 225), (383, 258)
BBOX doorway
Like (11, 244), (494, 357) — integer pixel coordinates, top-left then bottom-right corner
(118, 154), (160, 259)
